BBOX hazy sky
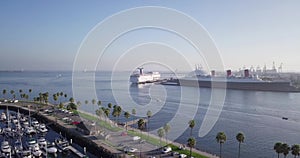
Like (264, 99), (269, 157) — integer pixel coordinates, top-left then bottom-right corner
(1, 1), (300, 72)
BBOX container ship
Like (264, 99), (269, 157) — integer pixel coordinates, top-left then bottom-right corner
(130, 68), (161, 84)
(163, 66), (300, 92)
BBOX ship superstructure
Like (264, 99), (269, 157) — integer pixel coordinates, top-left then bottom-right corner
(130, 68), (160, 84)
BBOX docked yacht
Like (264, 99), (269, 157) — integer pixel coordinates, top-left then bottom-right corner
(0, 112), (6, 121)
(31, 144), (42, 157)
(55, 136), (70, 151)
(43, 142), (58, 154)
(1, 141), (11, 154)
(37, 123), (48, 133)
(37, 137), (47, 148)
(25, 126), (36, 135)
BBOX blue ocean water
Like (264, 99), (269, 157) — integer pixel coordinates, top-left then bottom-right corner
(1, 71), (300, 158)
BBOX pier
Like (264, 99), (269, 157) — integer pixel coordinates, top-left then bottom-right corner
(68, 146), (86, 158)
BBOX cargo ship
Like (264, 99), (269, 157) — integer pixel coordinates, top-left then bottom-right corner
(162, 66), (300, 92)
(130, 68), (161, 84)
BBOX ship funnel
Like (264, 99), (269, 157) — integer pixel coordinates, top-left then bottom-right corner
(226, 70), (232, 77)
(138, 68), (143, 75)
(244, 69), (249, 77)
(211, 70), (215, 77)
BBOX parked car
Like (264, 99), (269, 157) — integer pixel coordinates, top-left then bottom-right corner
(162, 146), (172, 153)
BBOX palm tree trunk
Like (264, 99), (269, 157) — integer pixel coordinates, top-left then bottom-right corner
(220, 143), (222, 158)
(278, 153), (279, 158)
(159, 137), (162, 158)
(238, 142), (241, 158)
(165, 133), (168, 144)
(190, 146), (192, 158)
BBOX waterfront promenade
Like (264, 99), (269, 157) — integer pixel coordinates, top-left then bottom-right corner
(0, 101), (218, 158)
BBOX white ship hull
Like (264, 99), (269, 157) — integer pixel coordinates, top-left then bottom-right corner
(130, 71), (160, 84)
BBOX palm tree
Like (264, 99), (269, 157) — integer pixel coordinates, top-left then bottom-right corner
(282, 143), (290, 158)
(124, 111), (130, 131)
(132, 108), (136, 115)
(236, 132), (245, 158)
(59, 102), (64, 109)
(163, 123), (170, 144)
(43, 92), (49, 104)
(92, 99), (96, 105)
(157, 127), (165, 157)
(76, 101), (81, 107)
(108, 103), (112, 109)
(274, 142), (283, 158)
(10, 90), (15, 99)
(85, 100), (89, 105)
(2, 89), (6, 98)
(137, 118), (145, 131)
(146, 110), (152, 137)
(188, 120), (195, 137)
(64, 94), (67, 102)
(19, 89), (22, 94)
(291, 144), (300, 158)
(104, 108), (110, 120)
(116, 106), (122, 124)
(112, 107), (118, 123)
(69, 97), (75, 103)
(53, 94), (58, 105)
(28, 89), (32, 100)
(187, 137), (196, 158)
(96, 108), (104, 119)
(97, 100), (102, 107)
(216, 132), (227, 158)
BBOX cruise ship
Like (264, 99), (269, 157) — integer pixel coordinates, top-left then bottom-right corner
(163, 66), (300, 92)
(130, 68), (161, 84)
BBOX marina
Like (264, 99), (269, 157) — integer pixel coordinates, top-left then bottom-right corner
(0, 105), (92, 158)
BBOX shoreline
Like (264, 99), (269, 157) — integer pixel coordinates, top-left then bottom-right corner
(0, 101), (219, 158)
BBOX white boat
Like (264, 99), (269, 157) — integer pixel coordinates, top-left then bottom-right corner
(20, 116), (27, 122)
(31, 120), (40, 128)
(43, 142), (58, 154)
(37, 123), (48, 133)
(130, 68), (160, 84)
(14, 139), (24, 156)
(12, 118), (19, 124)
(55, 136), (69, 151)
(37, 137), (47, 148)
(0, 112), (6, 120)
(26, 137), (38, 149)
(20, 150), (32, 158)
(31, 144), (42, 157)
(1, 141), (11, 154)
(25, 126), (36, 135)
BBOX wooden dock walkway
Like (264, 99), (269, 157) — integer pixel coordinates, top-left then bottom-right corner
(68, 146), (86, 158)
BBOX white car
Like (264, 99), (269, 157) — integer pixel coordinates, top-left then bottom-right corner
(129, 148), (137, 152)
(162, 146), (172, 153)
(179, 154), (187, 158)
(133, 136), (141, 141)
(124, 147), (138, 153)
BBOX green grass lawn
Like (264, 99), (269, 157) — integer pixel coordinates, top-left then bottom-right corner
(168, 144), (209, 158)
